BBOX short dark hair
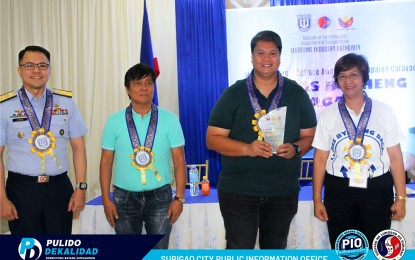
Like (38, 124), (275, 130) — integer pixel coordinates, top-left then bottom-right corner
(250, 30), (282, 54)
(124, 63), (156, 88)
(334, 53), (369, 85)
(19, 45), (50, 63)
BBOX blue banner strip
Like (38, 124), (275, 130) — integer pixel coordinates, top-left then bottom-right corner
(144, 249), (415, 260)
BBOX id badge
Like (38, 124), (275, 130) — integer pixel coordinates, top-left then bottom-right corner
(349, 164), (368, 189)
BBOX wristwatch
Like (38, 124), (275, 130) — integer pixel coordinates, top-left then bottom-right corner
(292, 143), (301, 157)
(174, 196), (185, 204)
(76, 182), (88, 190)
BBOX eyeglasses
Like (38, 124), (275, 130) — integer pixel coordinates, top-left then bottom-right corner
(337, 72), (361, 82)
(19, 62), (50, 71)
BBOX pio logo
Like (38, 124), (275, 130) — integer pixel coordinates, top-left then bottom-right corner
(18, 238), (43, 260)
(335, 229), (369, 260)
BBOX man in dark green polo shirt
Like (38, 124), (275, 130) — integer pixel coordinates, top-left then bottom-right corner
(206, 30), (317, 249)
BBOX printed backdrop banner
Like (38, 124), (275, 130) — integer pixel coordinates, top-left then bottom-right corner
(226, 0), (415, 154)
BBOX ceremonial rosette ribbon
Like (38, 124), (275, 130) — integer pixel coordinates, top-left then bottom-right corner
(130, 146), (161, 185)
(338, 93), (373, 181)
(126, 103), (161, 185)
(247, 70), (284, 140)
(252, 109), (267, 140)
(18, 87), (62, 173)
(28, 128), (59, 173)
(344, 138), (372, 166)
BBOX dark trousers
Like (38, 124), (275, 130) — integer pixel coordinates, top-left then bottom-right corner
(218, 189), (298, 249)
(6, 171), (74, 234)
(324, 172), (394, 249)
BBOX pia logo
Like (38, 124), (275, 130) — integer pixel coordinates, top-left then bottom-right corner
(372, 229), (406, 260)
(335, 229), (369, 260)
(18, 238), (42, 260)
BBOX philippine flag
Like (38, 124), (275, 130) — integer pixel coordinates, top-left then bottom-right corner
(140, 0), (159, 105)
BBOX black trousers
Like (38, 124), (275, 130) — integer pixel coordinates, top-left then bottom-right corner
(6, 171), (74, 234)
(218, 189), (298, 249)
(324, 172), (394, 249)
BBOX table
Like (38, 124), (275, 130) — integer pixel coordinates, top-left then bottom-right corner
(79, 184), (415, 249)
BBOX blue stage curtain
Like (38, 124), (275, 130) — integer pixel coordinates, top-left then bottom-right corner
(175, 0), (228, 187)
(270, 0), (374, 6)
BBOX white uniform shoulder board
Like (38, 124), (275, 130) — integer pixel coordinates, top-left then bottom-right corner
(0, 90), (17, 103)
(52, 88), (73, 98)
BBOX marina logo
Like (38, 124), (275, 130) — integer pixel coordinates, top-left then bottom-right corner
(317, 16), (331, 29)
(338, 17), (354, 28)
(297, 14), (311, 32)
(18, 238), (42, 260)
(372, 229), (406, 260)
